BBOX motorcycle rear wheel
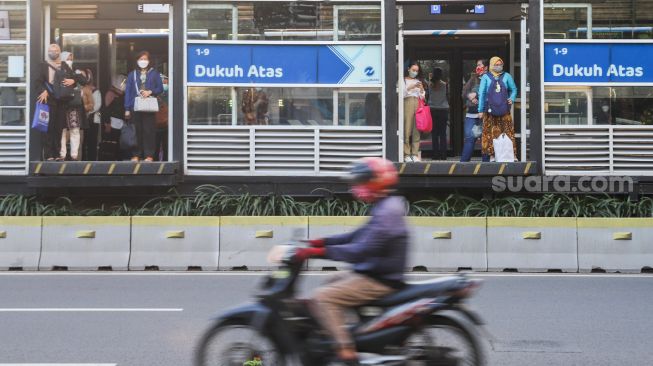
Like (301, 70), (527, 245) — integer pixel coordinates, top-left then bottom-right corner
(194, 322), (287, 366)
(406, 316), (485, 366)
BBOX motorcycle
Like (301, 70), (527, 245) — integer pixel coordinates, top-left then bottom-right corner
(195, 243), (487, 366)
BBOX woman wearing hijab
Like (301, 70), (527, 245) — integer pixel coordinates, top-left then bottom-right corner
(478, 56), (518, 160)
(461, 59), (490, 162)
(79, 68), (102, 160)
(35, 44), (81, 160)
(124, 51), (163, 162)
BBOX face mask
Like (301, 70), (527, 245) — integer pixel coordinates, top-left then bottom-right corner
(475, 66), (485, 75)
(138, 60), (149, 69)
(48, 52), (60, 61)
(409, 70), (418, 78)
(65, 60), (73, 68)
(493, 65), (504, 73)
(163, 84), (169, 92)
(602, 106), (610, 113)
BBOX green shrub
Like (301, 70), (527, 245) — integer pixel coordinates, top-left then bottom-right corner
(1, 186), (652, 218)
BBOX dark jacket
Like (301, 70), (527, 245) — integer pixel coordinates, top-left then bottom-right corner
(323, 196), (409, 287)
(124, 68), (163, 112)
(35, 61), (85, 103)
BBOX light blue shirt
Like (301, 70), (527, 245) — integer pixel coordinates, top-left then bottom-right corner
(477, 72), (518, 113)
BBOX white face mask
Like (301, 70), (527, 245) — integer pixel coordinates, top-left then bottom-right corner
(409, 70), (418, 78)
(137, 60), (149, 69)
(602, 106), (610, 113)
(65, 60), (73, 68)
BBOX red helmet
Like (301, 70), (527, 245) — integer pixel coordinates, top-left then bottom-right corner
(347, 157), (399, 203)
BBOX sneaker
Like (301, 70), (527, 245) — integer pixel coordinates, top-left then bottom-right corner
(412, 155), (421, 162)
(144, 157), (154, 162)
(131, 157), (140, 162)
(404, 155), (414, 163)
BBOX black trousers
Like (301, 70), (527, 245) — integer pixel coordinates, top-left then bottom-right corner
(431, 108), (449, 159)
(83, 121), (100, 161)
(131, 111), (156, 159)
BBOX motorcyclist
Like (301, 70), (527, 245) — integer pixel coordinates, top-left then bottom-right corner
(292, 157), (409, 364)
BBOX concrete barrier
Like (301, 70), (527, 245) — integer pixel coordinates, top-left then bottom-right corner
(129, 217), (220, 270)
(40, 217), (131, 270)
(487, 217), (578, 272)
(578, 218), (653, 273)
(0, 217), (42, 270)
(408, 217), (487, 272)
(219, 216), (308, 270)
(307, 216), (368, 270)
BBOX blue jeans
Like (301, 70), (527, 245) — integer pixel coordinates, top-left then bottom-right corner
(460, 116), (489, 162)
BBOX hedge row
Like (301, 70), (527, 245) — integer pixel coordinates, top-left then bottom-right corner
(1, 185), (652, 217)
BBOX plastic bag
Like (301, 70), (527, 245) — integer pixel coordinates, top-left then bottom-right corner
(31, 103), (50, 133)
(120, 122), (137, 150)
(415, 98), (432, 133)
(493, 133), (515, 162)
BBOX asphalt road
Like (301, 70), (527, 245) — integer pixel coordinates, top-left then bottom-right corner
(1, 272), (651, 366)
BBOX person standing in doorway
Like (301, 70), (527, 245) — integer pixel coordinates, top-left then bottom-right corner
(80, 68), (102, 161)
(59, 51), (86, 161)
(478, 56), (518, 160)
(100, 74), (127, 161)
(429, 67), (449, 161)
(124, 51), (163, 162)
(461, 59), (490, 162)
(35, 44), (79, 161)
(403, 62), (425, 162)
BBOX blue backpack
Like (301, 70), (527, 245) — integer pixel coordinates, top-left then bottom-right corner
(486, 74), (509, 117)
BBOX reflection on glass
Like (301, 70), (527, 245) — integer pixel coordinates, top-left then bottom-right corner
(337, 7), (382, 41)
(188, 87), (382, 126)
(593, 87), (653, 125)
(544, 91), (588, 125)
(544, 7), (588, 39)
(0, 86), (25, 126)
(0, 45), (26, 83)
(187, 5), (233, 40)
(188, 87), (233, 125)
(0, 2), (27, 40)
(338, 92), (381, 126)
(186, 2), (381, 41)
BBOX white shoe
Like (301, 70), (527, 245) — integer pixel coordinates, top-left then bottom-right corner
(404, 155), (414, 163)
(412, 155), (421, 162)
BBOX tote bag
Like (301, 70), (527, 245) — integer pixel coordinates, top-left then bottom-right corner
(493, 133), (516, 162)
(31, 103), (50, 133)
(415, 98), (433, 133)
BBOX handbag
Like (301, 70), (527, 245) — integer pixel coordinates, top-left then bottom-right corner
(132, 71), (159, 113)
(155, 97), (169, 129)
(31, 102), (50, 133)
(120, 121), (137, 150)
(69, 87), (83, 107)
(46, 64), (74, 101)
(415, 97), (433, 133)
(493, 133), (516, 162)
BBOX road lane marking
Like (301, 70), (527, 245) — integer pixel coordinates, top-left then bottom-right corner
(0, 308), (182, 312)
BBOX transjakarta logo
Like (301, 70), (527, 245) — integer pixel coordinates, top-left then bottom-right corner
(364, 66), (375, 77)
(552, 64), (644, 78)
(195, 65), (283, 79)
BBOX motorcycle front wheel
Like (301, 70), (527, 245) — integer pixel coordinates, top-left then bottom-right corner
(405, 316), (485, 366)
(194, 322), (286, 366)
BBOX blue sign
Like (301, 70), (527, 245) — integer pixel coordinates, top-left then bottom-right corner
(545, 43), (653, 84)
(188, 44), (382, 85)
(430, 5), (441, 14)
(474, 5), (485, 14)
